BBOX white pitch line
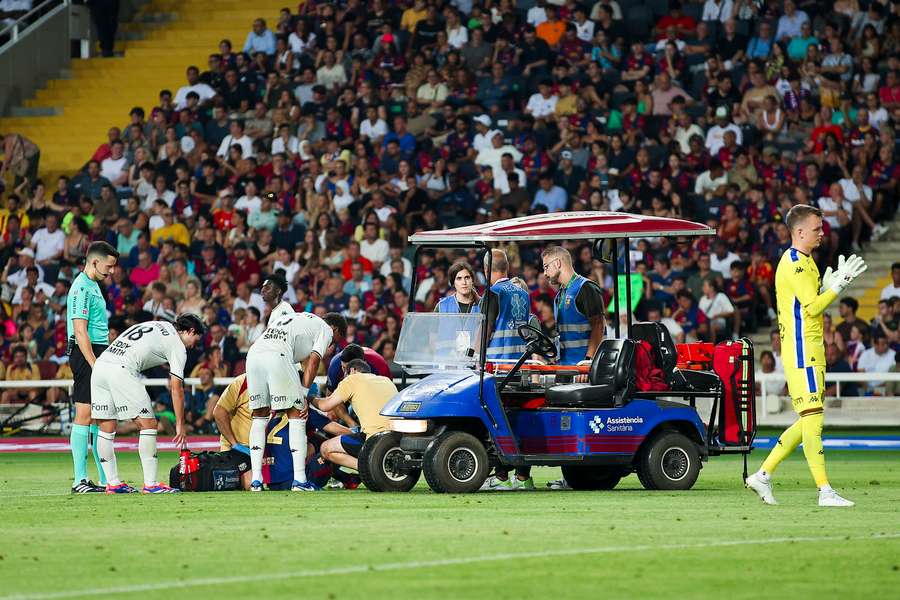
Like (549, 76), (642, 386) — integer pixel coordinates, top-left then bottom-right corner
(2, 532), (898, 600)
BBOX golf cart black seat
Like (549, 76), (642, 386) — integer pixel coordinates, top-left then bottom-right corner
(630, 322), (719, 393)
(545, 339), (636, 408)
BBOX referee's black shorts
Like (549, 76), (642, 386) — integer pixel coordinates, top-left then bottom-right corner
(69, 343), (108, 404)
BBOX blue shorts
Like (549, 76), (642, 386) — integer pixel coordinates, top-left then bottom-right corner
(307, 409), (331, 432)
(339, 433), (366, 458)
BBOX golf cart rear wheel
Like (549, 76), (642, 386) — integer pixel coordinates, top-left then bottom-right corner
(561, 465), (626, 490)
(358, 431), (421, 492)
(636, 431), (700, 491)
(423, 431), (489, 494)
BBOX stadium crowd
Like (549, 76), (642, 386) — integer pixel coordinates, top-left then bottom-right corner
(1, 0), (900, 423)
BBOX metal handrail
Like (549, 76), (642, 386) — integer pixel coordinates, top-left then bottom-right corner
(0, 0), (67, 50)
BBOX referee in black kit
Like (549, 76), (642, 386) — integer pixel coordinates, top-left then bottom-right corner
(66, 242), (119, 493)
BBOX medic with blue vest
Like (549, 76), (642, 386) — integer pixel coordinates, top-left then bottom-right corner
(435, 262), (481, 314)
(540, 246), (607, 492)
(481, 249), (531, 362)
(479, 251), (537, 491)
(541, 245), (607, 366)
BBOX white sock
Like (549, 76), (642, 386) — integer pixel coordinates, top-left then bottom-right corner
(756, 470), (770, 481)
(819, 484), (834, 494)
(249, 417), (268, 483)
(97, 431), (120, 486)
(138, 429), (159, 487)
(289, 418), (308, 484)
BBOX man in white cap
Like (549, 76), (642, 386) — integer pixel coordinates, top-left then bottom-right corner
(705, 106), (743, 155)
(475, 131), (522, 177)
(472, 114), (499, 152)
(6, 248), (44, 290)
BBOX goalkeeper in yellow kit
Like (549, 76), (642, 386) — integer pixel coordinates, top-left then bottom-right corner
(746, 205), (866, 507)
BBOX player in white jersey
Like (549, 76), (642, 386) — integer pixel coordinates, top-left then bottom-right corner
(261, 272), (294, 325)
(246, 311), (347, 491)
(91, 314), (206, 494)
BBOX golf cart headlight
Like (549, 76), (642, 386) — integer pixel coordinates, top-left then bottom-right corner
(389, 419), (430, 433)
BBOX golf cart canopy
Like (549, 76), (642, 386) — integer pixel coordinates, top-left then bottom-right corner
(409, 212), (715, 245)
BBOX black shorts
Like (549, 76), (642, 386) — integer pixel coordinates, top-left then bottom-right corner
(222, 449), (252, 474)
(69, 343), (108, 404)
(340, 432), (367, 458)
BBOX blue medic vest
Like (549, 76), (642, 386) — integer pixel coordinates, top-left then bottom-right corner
(436, 294), (481, 313)
(486, 279), (531, 361)
(554, 274), (593, 365)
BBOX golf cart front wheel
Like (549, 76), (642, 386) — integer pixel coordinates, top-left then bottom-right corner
(358, 431), (421, 492)
(561, 465), (627, 490)
(423, 431), (489, 494)
(636, 431), (700, 491)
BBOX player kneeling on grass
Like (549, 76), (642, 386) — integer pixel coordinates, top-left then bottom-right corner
(746, 205), (865, 508)
(92, 314), (206, 494)
(213, 371), (357, 490)
(246, 311), (347, 492)
(313, 360), (395, 473)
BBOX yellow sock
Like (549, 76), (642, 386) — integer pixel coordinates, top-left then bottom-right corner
(761, 419), (803, 475)
(801, 410), (829, 488)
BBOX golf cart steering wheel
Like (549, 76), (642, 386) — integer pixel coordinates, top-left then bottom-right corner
(518, 323), (557, 360)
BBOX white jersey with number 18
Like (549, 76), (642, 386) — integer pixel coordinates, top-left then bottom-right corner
(98, 321), (187, 380)
(249, 312), (333, 364)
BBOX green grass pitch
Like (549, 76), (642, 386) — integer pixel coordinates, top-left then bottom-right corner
(0, 450), (898, 599)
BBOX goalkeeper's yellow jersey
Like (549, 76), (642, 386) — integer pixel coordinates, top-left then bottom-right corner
(776, 248), (838, 370)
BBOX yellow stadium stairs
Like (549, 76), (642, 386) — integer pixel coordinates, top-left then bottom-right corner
(0, 0), (287, 185)
(852, 224), (900, 323)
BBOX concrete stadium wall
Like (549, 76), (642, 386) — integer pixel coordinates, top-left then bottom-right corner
(0, 4), (71, 117)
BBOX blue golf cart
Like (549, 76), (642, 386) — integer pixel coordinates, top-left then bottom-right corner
(358, 212), (756, 493)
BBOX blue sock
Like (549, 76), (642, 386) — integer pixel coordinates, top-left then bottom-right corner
(70, 424), (89, 484)
(89, 423), (107, 485)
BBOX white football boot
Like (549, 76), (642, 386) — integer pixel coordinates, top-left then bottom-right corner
(745, 471), (777, 505)
(818, 489), (855, 507)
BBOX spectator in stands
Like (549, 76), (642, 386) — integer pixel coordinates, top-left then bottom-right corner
(11, 265), (52, 304)
(0, 132), (40, 186)
(886, 352), (900, 398)
(710, 241), (741, 279)
(174, 66), (217, 110)
(71, 160), (110, 201)
(243, 18), (276, 56)
(532, 171), (567, 212)
(870, 299), (899, 346)
(216, 120), (254, 159)
(29, 212), (64, 268)
(1, 345), (40, 404)
(857, 333), (897, 392)
(824, 342), (860, 397)
(881, 264), (900, 301)
(699, 279), (738, 342)
(836, 297), (868, 344)
(672, 290), (709, 343)
(775, 0), (809, 42)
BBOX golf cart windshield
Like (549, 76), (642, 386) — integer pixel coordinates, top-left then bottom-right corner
(394, 312), (486, 373)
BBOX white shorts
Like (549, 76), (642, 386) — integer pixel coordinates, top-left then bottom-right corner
(90, 362), (154, 421)
(246, 348), (306, 412)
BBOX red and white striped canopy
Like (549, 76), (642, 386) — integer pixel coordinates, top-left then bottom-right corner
(409, 212), (714, 244)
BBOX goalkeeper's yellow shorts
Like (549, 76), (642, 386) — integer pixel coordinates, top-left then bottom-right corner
(785, 365), (825, 415)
